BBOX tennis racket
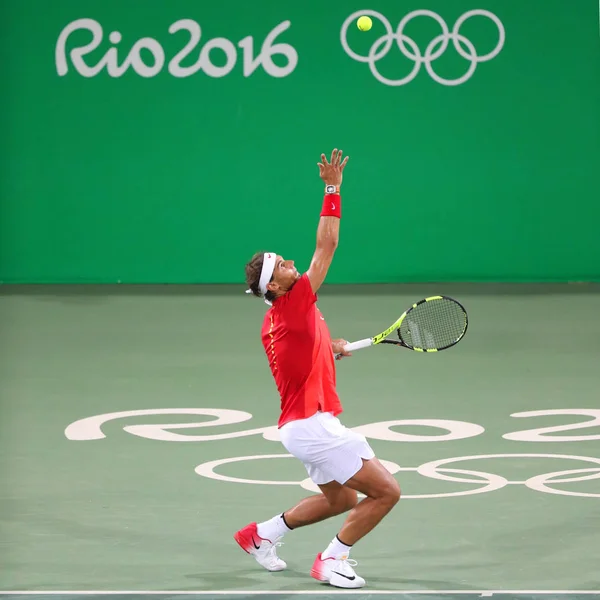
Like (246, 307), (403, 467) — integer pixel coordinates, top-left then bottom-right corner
(337, 295), (468, 359)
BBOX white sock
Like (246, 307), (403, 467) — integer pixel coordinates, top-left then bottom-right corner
(256, 513), (292, 542)
(322, 535), (352, 560)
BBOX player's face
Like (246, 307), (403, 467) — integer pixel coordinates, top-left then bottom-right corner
(270, 255), (300, 294)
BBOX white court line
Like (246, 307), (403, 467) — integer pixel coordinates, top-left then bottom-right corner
(0, 592), (599, 596)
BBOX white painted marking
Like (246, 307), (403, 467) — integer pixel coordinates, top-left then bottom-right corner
(0, 591), (599, 596)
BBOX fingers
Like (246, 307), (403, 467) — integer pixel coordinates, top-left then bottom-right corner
(334, 339), (352, 359)
(332, 149), (346, 167)
(320, 149), (348, 170)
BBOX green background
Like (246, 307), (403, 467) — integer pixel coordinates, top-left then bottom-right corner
(1, 0), (599, 284)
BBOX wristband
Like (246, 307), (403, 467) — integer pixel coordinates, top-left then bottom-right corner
(320, 193), (341, 218)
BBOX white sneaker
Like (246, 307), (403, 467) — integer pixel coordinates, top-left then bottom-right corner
(311, 552), (366, 588)
(233, 522), (287, 572)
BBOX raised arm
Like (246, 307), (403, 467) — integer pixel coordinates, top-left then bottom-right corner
(306, 149), (349, 294)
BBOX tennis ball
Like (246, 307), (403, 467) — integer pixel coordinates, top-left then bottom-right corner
(357, 16), (372, 31)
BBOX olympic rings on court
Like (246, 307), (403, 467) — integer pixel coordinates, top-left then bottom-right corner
(340, 9), (505, 86)
(194, 453), (600, 498)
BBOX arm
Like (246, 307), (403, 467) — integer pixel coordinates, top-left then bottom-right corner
(306, 149), (349, 294)
(306, 213), (339, 294)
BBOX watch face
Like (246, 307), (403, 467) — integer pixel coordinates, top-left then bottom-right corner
(326, 185), (335, 193)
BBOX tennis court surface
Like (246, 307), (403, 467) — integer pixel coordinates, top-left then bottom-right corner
(1, 283), (599, 597)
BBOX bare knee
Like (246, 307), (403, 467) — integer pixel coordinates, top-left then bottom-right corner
(368, 473), (400, 507)
(331, 488), (358, 514)
(319, 482), (359, 515)
(345, 458), (401, 506)
(343, 488), (359, 512)
(382, 478), (401, 506)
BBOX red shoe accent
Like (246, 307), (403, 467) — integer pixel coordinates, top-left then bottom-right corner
(234, 522), (267, 554)
(310, 552), (328, 581)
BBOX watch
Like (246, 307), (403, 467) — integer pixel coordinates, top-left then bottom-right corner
(325, 185), (339, 194)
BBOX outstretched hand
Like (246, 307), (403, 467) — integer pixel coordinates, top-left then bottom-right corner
(318, 149), (349, 187)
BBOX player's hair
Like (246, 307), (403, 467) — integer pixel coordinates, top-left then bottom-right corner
(245, 251), (276, 303)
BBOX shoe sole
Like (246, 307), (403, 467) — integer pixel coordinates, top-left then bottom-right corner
(311, 563), (365, 589)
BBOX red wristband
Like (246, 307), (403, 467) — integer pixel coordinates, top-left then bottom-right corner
(320, 193), (341, 218)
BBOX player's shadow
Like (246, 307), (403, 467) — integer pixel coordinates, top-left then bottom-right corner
(184, 567), (482, 592)
(184, 564), (309, 588)
(357, 575), (480, 589)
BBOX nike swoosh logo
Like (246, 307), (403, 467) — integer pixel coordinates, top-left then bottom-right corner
(332, 571), (355, 580)
(251, 537), (260, 550)
(331, 202), (336, 210)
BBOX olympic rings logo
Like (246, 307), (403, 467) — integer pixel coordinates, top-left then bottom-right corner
(340, 9), (505, 86)
(195, 453), (600, 499)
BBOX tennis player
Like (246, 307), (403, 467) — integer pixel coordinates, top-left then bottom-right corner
(234, 149), (400, 589)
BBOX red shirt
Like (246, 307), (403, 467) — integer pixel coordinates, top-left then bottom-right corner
(261, 273), (343, 428)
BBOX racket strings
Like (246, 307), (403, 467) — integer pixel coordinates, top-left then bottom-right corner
(399, 298), (467, 350)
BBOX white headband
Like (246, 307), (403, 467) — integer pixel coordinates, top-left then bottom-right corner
(245, 252), (277, 305)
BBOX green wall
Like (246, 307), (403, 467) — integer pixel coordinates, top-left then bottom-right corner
(1, 0), (599, 283)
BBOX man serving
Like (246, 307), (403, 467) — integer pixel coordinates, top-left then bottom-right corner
(237, 149), (401, 589)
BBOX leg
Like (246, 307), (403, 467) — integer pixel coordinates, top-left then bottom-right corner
(337, 457), (401, 545)
(310, 456), (400, 589)
(283, 482), (358, 528)
(233, 480), (357, 572)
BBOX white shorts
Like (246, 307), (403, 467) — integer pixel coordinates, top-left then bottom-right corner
(279, 411), (375, 485)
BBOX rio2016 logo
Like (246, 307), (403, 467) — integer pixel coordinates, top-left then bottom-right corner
(55, 18), (298, 78)
(65, 408), (600, 499)
(55, 9), (505, 83)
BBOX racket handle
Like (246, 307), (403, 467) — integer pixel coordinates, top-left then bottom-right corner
(344, 338), (373, 352)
